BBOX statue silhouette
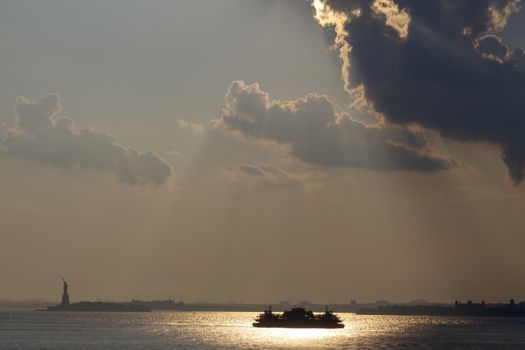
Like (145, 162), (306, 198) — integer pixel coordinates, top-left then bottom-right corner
(61, 278), (70, 306)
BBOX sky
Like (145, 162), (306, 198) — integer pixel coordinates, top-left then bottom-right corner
(1, 0), (525, 304)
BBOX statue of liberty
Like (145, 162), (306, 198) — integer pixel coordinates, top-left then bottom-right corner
(61, 278), (70, 306)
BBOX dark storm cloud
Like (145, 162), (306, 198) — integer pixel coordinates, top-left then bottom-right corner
(2, 94), (173, 186)
(219, 81), (455, 172)
(318, 0), (525, 183)
(476, 35), (509, 61)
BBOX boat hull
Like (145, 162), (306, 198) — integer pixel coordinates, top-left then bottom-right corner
(253, 322), (344, 329)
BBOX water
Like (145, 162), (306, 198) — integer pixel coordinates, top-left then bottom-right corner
(2, 310), (525, 349)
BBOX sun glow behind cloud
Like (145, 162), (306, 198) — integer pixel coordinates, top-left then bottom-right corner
(312, 0), (352, 94)
(371, 0), (411, 38)
(312, 0), (410, 96)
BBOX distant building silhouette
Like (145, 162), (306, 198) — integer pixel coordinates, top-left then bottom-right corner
(358, 299), (525, 317)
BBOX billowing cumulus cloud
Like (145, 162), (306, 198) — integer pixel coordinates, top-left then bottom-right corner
(219, 81), (455, 172)
(2, 94), (173, 186)
(314, 0), (525, 184)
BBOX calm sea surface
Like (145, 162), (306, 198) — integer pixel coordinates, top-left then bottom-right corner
(1, 310), (525, 349)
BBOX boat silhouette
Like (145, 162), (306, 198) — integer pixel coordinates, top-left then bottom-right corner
(253, 306), (344, 328)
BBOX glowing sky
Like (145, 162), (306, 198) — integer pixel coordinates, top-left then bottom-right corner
(1, 0), (525, 304)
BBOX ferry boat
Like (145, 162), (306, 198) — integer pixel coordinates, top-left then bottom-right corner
(253, 306), (344, 328)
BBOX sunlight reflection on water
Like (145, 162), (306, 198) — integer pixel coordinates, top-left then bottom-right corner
(257, 327), (338, 341)
(153, 312), (349, 349)
(2, 310), (525, 349)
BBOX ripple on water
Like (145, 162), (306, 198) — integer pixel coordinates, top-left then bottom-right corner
(2, 311), (525, 349)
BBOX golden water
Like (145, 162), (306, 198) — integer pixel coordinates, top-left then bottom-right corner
(2, 310), (525, 349)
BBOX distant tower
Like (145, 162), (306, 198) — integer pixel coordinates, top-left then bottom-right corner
(61, 278), (70, 306)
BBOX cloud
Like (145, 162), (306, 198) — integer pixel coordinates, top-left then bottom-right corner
(475, 35), (509, 62)
(177, 119), (205, 136)
(166, 150), (183, 159)
(314, 0), (525, 184)
(218, 81), (455, 173)
(2, 94), (173, 186)
(233, 164), (302, 189)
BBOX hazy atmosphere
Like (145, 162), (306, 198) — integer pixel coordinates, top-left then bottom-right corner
(2, 0), (525, 305)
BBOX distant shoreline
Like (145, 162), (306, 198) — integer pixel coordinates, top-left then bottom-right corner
(3, 299), (524, 315)
(0, 300), (451, 313)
